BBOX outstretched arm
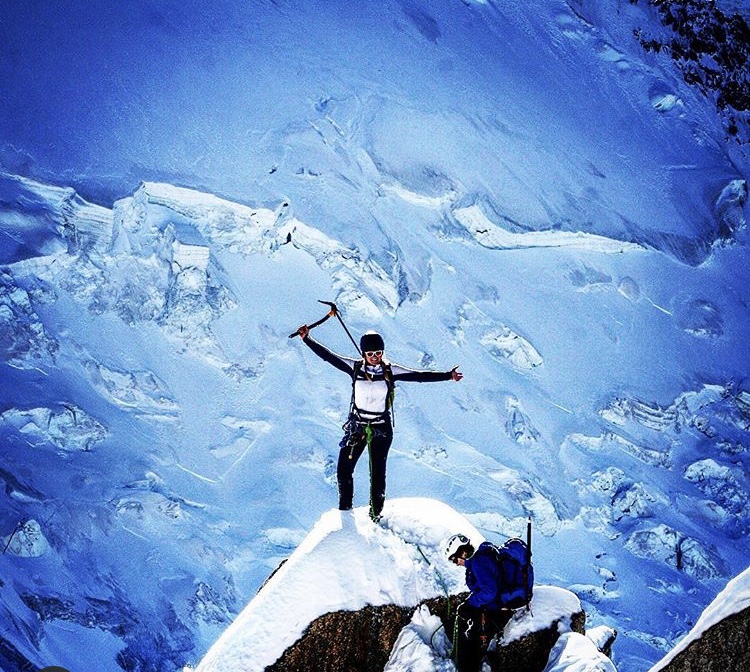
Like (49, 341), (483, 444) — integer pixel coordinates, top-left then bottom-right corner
(391, 364), (463, 383)
(297, 326), (355, 376)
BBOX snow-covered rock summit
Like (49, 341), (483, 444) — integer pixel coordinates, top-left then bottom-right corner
(648, 566), (750, 672)
(194, 498), (475, 671)
(193, 498), (584, 672)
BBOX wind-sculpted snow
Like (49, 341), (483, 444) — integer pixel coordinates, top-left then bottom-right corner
(480, 326), (544, 372)
(0, 405), (107, 452)
(453, 204), (643, 254)
(625, 524), (722, 581)
(84, 361), (180, 419)
(0, 274), (58, 366)
(1, 519), (50, 557)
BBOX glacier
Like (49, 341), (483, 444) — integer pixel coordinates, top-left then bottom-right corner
(1, 0), (749, 670)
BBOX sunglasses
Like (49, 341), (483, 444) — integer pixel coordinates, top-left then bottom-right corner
(365, 350), (383, 357)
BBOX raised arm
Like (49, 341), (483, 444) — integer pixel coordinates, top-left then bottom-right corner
(299, 329), (355, 376)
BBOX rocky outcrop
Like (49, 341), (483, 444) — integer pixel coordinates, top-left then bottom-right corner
(267, 591), (586, 672)
(487, 610), (587, 672)
(649, 567), (750, 672)
(651, 606), (750, 672)
(266, 603), (413, 672)
(635, 0), (750, 141)
(0, 635), (36, 672)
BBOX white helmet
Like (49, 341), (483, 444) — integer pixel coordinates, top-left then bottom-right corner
(445, 533), (471, 560)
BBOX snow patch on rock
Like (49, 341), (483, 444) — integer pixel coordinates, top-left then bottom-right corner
(383, 605), (453, 672)
(541, 631), (617, 672)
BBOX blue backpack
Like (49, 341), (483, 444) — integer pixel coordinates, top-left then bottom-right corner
(490, 537), (534, 609)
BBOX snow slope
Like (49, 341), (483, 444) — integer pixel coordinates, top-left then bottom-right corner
(1, 0), (750, 670)
(193, 498), (582, 672)
(1, 164), (748, 671)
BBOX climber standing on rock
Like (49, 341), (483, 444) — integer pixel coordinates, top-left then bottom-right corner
(293, 313), (462, 522)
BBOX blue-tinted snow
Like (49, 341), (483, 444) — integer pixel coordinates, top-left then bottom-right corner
(1, 1), (749, 671)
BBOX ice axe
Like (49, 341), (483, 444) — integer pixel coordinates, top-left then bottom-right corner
(288, 300), (339, 339)
(289, 300), (362, 355)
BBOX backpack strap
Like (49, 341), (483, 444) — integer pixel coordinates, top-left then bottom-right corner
(383, 362), (395, 425)
(346, 360), (363, 421)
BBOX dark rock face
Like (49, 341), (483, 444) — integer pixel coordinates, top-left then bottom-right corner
(266, 593), (586, 672)
(653, 606), (750, 672)
(266, 603), (413, 672)
(487, 610), (587, 672)
(0, 635), (36, 672)
(634, 0), (750, 141)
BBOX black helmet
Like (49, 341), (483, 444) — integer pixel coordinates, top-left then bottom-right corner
(360, 331), (385, 353)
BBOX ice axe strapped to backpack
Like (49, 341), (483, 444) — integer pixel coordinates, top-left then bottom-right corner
(488, 517), (534, 610)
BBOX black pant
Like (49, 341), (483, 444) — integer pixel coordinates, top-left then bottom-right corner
(337, 421), (393, 516)
(453, 602), (513, 672)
